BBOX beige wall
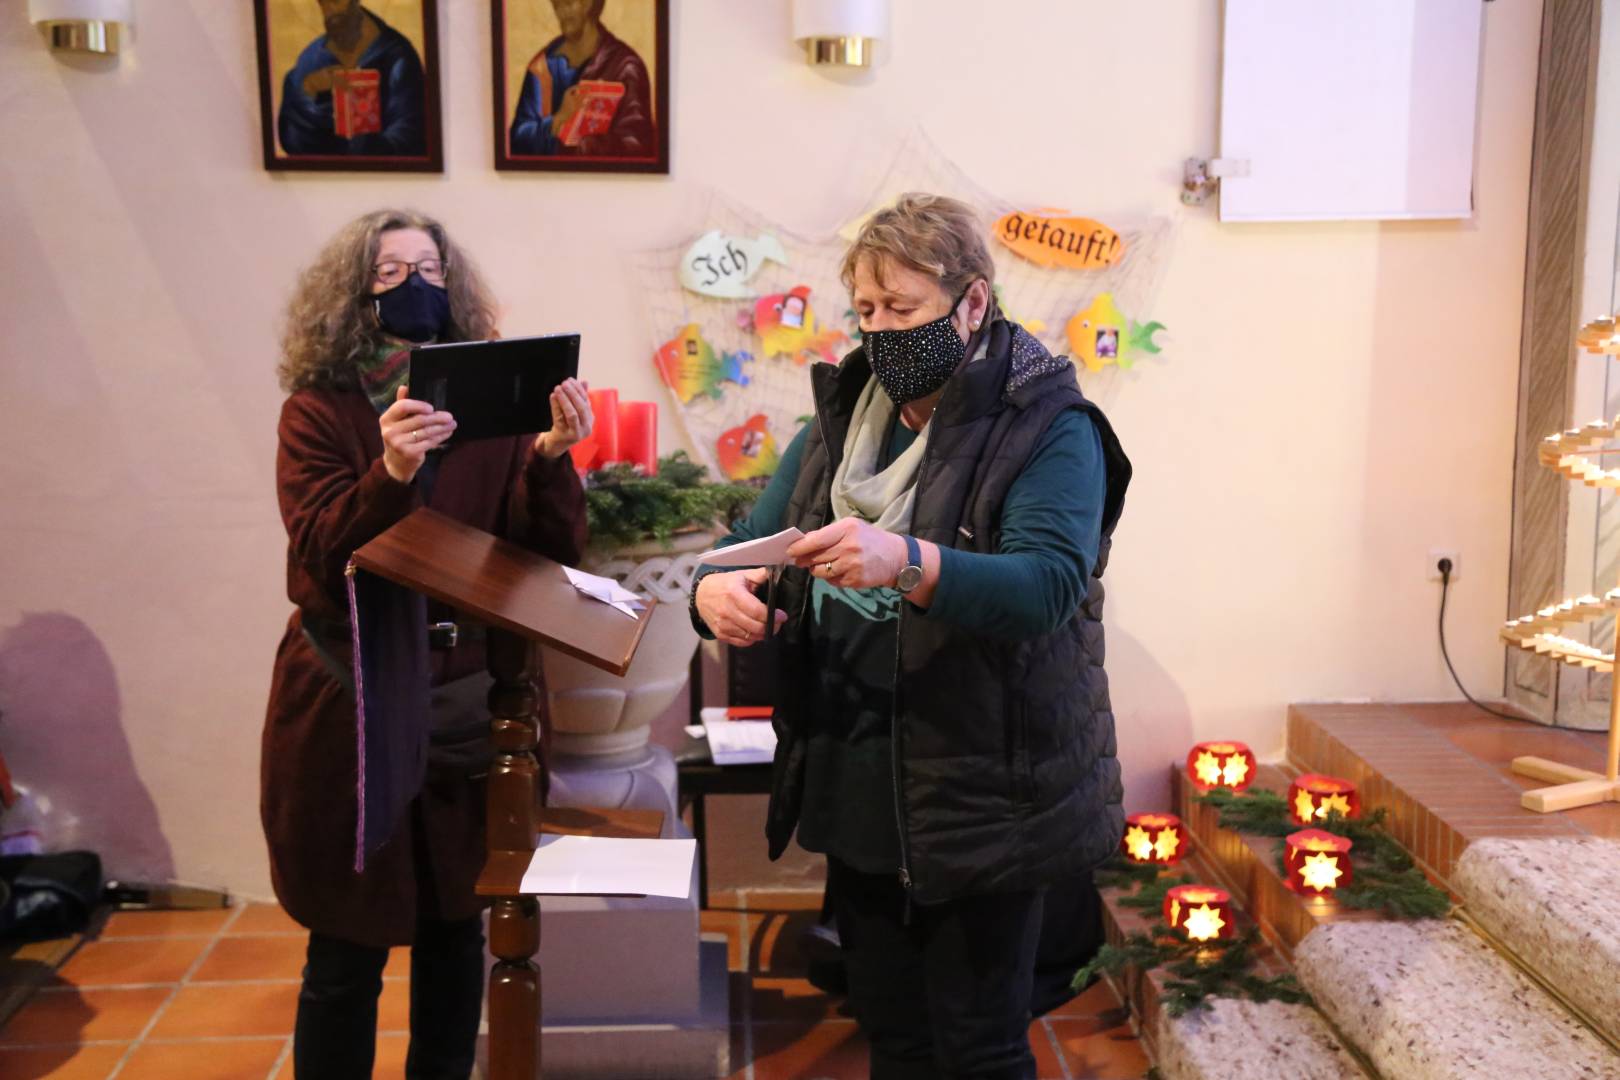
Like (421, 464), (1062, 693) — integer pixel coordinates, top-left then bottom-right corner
(0, 1), (1540, 899)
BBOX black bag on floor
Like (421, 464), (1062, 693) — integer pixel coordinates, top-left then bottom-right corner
(0, 852), (103, 942)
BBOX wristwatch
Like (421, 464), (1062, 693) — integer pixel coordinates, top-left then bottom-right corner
(896, 535), (924, 594)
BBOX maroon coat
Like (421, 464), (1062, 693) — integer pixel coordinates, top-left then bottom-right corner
(261, 387), (586, 948)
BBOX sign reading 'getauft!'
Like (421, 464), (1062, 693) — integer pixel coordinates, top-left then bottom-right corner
(993, 212), (1124, 270)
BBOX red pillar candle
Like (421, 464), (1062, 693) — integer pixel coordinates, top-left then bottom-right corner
(569, 388), (621, 472)
(616, 401), (658, 476)
(1162, 884), (1234, 942)
(1286, 774), (1361, 826)
(1120, 812), (1191, 865)
(1185, 741), (1257, 792)
(1284, 828), (1354, 895)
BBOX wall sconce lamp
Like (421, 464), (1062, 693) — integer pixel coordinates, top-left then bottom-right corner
(792, 0), (887, 67)
(29, 0), (133, 56)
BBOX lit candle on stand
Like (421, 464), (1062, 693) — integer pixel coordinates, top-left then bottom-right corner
(1284, 829), (1354, 896)
(1286, 774), (1361, 826)
(1185, 741), (1257, 793)
(1162, 884), (1235, 943)
(1120, 812), (1191, 865)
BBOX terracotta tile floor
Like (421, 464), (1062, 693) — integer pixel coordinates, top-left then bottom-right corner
(0, 892), (1152, 1079)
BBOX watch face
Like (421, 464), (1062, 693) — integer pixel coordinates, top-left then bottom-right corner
(896, 564), (923, 593)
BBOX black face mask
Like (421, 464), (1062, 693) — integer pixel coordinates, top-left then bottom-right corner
(863, 288), (972, 406)
(373, 272), (450, 343)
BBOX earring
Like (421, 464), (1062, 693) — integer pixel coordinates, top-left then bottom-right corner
(971, 321), (980, 330)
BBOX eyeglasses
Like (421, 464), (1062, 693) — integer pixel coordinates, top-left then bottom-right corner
(373, 259), (447, 286)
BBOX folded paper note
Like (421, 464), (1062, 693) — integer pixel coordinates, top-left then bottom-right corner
(520, 834), (696, 898)
(700, 707), (777, 766)
(563, 566), (647, 619)
(696, 527), (805, 568)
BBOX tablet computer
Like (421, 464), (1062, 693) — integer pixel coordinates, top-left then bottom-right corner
(408, 333), (580, 445)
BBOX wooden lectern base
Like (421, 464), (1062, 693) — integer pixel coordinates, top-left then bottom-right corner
(1512, 756), (1620, 813)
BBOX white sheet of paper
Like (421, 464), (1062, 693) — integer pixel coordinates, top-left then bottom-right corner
(563, 566), (647, 620)
(696, 527), (805, 568)
(519, 834), (695, 899)
(703, 719), (778, 766)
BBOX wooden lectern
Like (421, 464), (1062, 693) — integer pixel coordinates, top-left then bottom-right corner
(352, 508), (660, 1080)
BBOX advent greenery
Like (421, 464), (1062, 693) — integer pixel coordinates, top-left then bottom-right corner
(1077, 788), (1453, 1015)
(584, 451), (761, 551)
(1195, 789), (1453, 919)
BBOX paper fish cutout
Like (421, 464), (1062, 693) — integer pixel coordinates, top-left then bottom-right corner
(716, 414), (780, 480)
(679, 230), (789, 299)
(654, 324), (752, 404)
(1065, 294), (1165, 373)
(748, 286), (848, 366)
(995, 211), (1124, 270)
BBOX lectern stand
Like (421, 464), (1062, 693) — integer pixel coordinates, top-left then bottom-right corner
(352, 509), (660, 1080)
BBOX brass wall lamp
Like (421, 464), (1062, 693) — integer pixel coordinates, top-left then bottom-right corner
(29, 0), (134, 56)
(791, 0), (888, 68)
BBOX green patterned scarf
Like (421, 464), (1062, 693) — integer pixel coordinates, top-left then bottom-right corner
(356, 344), (411, 416)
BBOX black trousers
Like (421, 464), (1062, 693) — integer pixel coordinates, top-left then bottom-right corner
(829, 857), (1045, 1080)
(294, 914), (485, 1080)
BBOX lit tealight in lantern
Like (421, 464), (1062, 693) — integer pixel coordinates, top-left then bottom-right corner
(1284, 829), (1354, 896)
(1185, 741), (1257, 793)
(1120, 812), (1191, 865)
(1287, 774), (1361, 825)
(1162, 884), (1235, 943)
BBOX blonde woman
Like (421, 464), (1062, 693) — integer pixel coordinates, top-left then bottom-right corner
(693, 194), (1132, 1079)
(262, 209), (591, 1079)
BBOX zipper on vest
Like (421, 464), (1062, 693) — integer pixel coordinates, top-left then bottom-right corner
(891, 605), (914, 926)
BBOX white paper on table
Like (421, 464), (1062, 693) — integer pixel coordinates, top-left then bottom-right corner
(695, 527), (805, 568)
(563, 566), (647, 620)
(519, 834), (696, 899)
(702, 719), (778, 766)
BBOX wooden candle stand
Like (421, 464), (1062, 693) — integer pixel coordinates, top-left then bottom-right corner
(1501, 317), (1620, 814)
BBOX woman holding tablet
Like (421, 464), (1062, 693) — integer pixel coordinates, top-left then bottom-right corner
(261, 208), (592, 1079)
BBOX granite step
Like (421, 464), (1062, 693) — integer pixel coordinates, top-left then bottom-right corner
(1452, 836), (1620, 1049)
(1293, 918), (1620, 1079)
(1098, 857), (1370, 1080)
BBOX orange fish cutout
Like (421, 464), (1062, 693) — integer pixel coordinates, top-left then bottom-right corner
(653, 324), (752, 404)
(749, 286), (848, 366)
(716, 414), (780, 480)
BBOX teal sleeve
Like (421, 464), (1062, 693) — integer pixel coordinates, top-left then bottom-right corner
(690, 425), (811, 638)
(923, 410), (1105, 639)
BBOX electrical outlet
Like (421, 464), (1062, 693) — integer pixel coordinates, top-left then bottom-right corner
(1428, 549), (1460, 582)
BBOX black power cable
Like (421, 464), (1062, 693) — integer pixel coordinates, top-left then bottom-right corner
(1437, 559), (1523, 722)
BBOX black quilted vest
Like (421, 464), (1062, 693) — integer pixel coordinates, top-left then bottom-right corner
(766, 320), (1131, 903)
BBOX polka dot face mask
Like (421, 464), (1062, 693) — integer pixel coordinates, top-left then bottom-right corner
(863, 287), (971, 406)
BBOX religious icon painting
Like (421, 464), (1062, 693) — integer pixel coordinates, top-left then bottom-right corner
(492, 0), (671, 174)
(252, 0), (444, 172)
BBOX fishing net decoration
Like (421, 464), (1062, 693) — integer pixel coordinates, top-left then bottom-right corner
(629, 129), (1176, 481)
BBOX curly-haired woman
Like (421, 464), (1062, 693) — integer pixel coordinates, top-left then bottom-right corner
(261, 209), (592, 1079)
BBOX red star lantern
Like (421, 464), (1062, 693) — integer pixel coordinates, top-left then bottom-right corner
(1162, 884), (1235, 943)
(1286, 774), (1361, 826)
(1120, 812), (1191, 865)
(1185, 741), (1257, 793)
(1285, 829), (1354, 895)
